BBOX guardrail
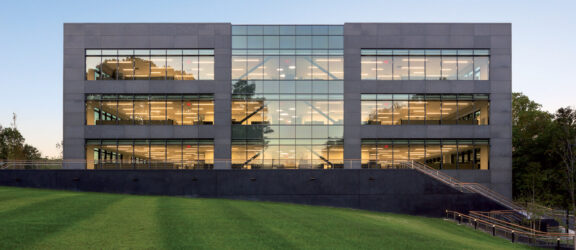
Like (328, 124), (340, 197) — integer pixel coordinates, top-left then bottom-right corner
(446, 210), (574, 249)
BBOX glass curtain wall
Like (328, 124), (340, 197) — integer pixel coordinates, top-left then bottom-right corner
(361, 94), (489, 125)
(85, 49), (214, 80)
(86, 94), (214, 125)
(85, 139), (214, 169)
(231, 25), (344, 169)
(361, 139), (489, 170)
(361, 49), (489, 80)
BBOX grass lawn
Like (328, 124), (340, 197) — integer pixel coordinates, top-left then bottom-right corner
(0, 186), (532, 249)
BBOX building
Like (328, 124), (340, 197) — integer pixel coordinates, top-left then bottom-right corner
(63, 23), (512, 198)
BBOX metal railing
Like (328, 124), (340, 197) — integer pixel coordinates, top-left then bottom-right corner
(394, 160), (525, 212)
(469, 210), (551, 235)
(446, 210), (574, 249)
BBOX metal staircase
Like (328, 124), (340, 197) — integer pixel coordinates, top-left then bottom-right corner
(396, 161), (524, 212)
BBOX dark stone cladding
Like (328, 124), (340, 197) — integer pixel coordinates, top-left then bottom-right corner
(64, 22), (512, 199)
(0, 169), (505, 217)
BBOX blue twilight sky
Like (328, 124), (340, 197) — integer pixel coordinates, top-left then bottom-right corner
(0, 0), (574, 158)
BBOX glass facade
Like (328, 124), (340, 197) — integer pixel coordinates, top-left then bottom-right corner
(231, 25), (344, 169)
(86, 94), (214, 125)
(79, 25), (499, 172)
(361, 49), (489, 80)
(361, 139), (489, 170)
(85, 49), (214, 80)
(85, 139), (214, 169)
(361, 94), (489, 125)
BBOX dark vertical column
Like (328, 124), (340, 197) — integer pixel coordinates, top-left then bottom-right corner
(342, 23), (363, 169)
(212, 24), (232, 169)
(63, 24), (90, 169)
(486, 23), (512, 199)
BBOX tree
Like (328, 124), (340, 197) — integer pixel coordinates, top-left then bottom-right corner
(550, 107), (576, 240)
(512, 93), (558, 204)
(56, 140), (63, 159)
(0, 127), (25, 160)
(0, 124), (43, 161)
(23, 144), (42, 160)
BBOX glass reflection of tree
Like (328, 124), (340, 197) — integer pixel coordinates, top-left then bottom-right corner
(232, 80), (273, 168)
(316, 139), (344, 169)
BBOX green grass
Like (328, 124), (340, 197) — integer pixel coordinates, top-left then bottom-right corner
(0, 186), (532, 250)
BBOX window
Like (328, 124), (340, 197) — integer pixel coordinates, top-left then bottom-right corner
(409, 55), (425, 80)
(361, 56), (377, 80)
(86, 139), (213, 169)
(231, 25), (344, 170)
(134, 50), (151, 80)
(85, 49), (214, 80)
(86, 94), (214, 125)
(361, 49), (490, 80)
(361, 94), (490, 125)
(85, 53), (101, 80)
(474, 56), (489, 80)
(361, 139), (489, 169)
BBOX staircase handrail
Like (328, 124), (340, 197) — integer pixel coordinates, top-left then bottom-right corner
(469, 210), (557, 235)
(400, 161), (524, 212)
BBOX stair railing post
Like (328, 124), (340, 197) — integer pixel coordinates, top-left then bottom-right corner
(511, 231), (515, 243)
(556, 237), (560, 250)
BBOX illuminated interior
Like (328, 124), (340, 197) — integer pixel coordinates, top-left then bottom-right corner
(86, 94), (214, 125)
(361, 94), (489, 125)
(85, 49), (214, 80)
(230, 25), (344, 169)
(361, 139), (489, 170)
(232, 140), (343, 169)
(231, 55), (343, 80)
(361, 49), (489, 80)
(85, 140), (213, 169)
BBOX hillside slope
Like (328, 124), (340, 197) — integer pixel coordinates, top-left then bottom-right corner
(0, 187), (529, 249)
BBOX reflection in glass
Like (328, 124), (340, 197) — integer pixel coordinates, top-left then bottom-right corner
(133, 97), (150, 125)
(409, 56), (425, 80)
(360, 50), (490, 81)
(232, 140), (343, 169)
(86, 56), (101, 80)
(361, 94), (490, 126)
(86, 95), (214, 126)
(86, 140), (214, 169)
(118, 54), (135, 80)
(85, 49), (214, 80)
(166, 55), (182, 80)
(377, 56), (393, 80)
(442, 56), (458, 80)
(393, 56), (409, 80)
(183, 56), (199, 80)
(134, 51), (151, 80)
(361, 56), (376, 80)
(458, 56), (473, 80)
(474, 56), (489, 80)
(199, 56), (214, 80)
(361, 139), (489, 170)
(425, 56), (441, 80)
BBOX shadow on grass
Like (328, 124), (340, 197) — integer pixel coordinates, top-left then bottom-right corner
(0, 192), (123, 249)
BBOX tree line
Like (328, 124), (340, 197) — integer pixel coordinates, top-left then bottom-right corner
(513, 93), (576, 217)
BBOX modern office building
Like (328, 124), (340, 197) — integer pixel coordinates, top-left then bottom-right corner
(63, 23), (512, 197)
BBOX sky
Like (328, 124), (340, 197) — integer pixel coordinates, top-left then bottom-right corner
(0, 0), (574, 158)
